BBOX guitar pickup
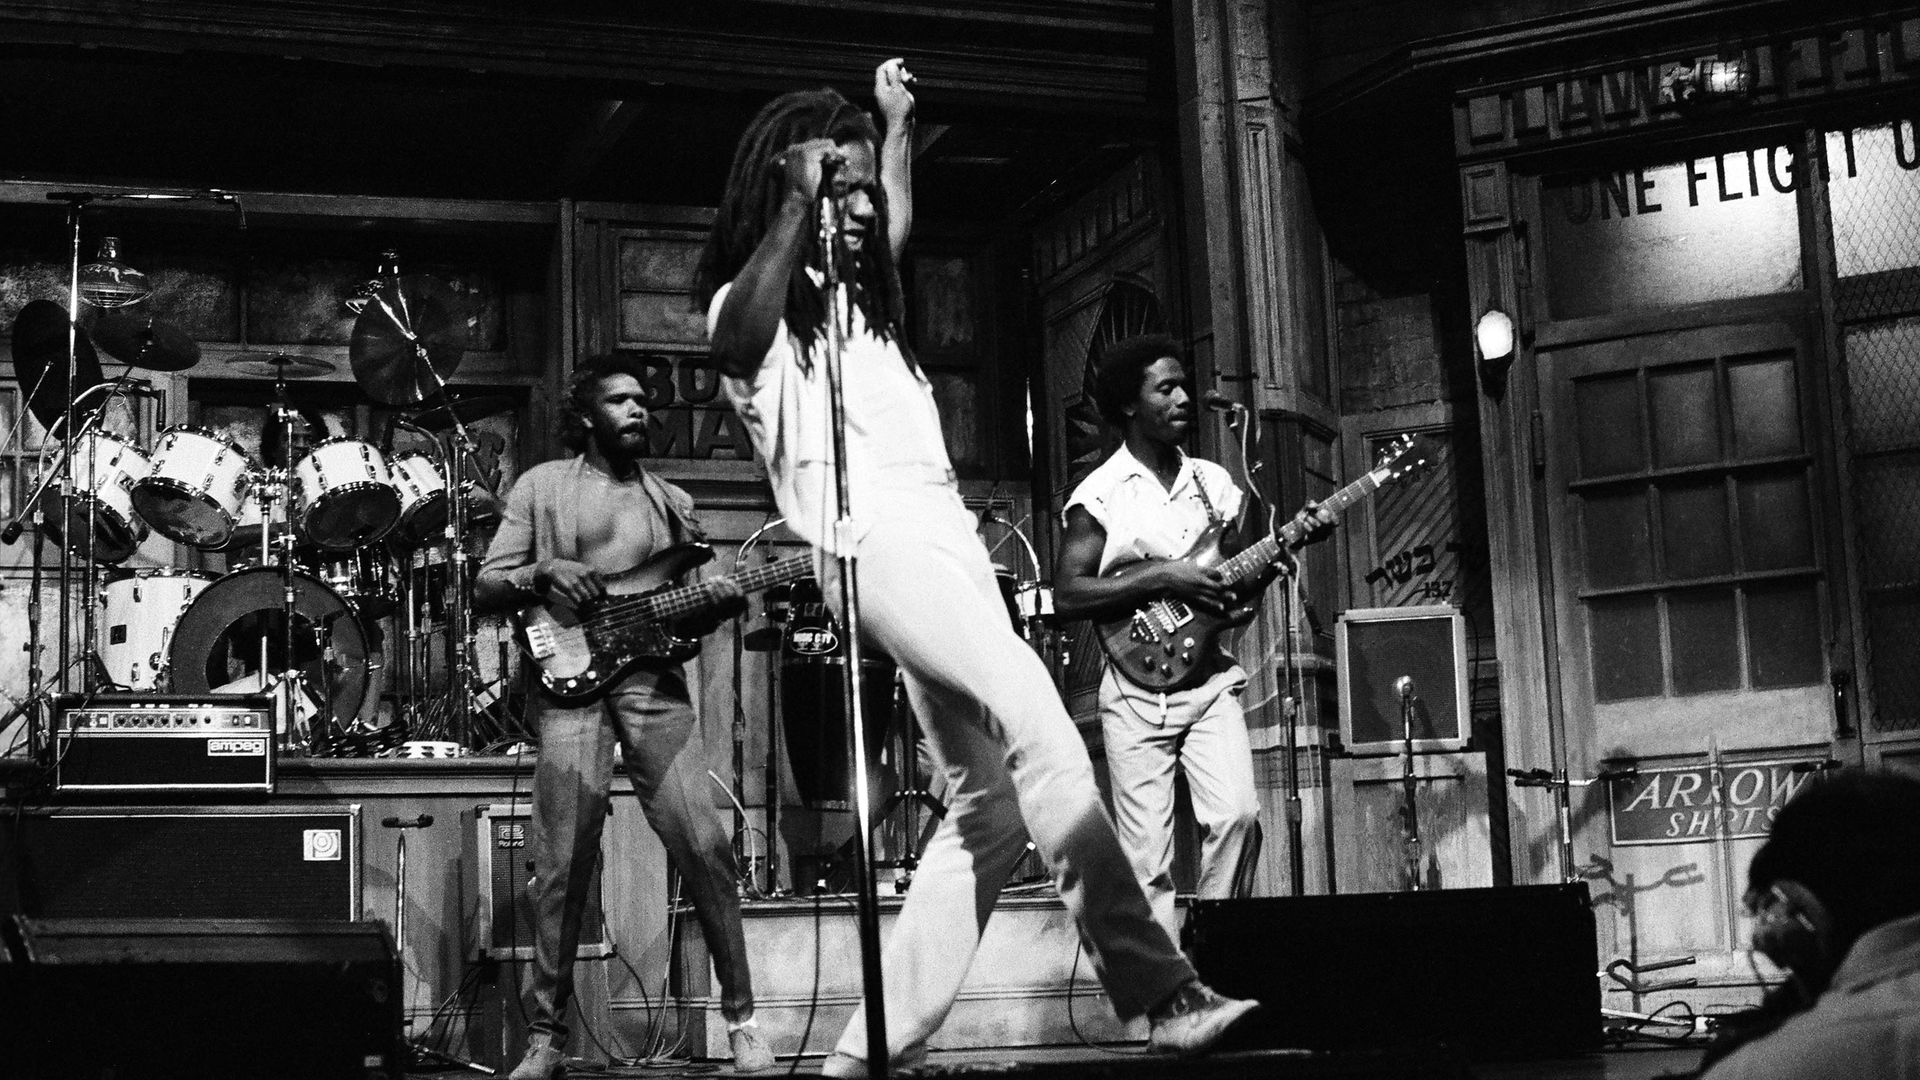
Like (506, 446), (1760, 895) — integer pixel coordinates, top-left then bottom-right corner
(523, 624), (558, 660)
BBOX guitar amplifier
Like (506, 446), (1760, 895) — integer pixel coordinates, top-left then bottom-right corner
(53, 694), (276, 794)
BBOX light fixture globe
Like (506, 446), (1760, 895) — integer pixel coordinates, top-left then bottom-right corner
(77, 236), (153, 308)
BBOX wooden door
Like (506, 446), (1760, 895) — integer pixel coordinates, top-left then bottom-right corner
(1538, 317), (1838, 988)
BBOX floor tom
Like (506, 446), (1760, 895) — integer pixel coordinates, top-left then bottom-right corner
(97, 569), (214, 690)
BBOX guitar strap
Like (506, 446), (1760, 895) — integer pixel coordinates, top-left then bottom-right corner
(1189, 463), (1227, 532)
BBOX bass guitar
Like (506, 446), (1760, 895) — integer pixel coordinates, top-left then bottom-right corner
(514, 543), (812, 704)
(1095, 433), (1437, 692)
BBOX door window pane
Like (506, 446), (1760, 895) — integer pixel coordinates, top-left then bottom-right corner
(1574, 372), (1646, 478)
(1668, 588), (1742, 694)
(1737, 471), (1813, 571)
(1542, 147), (1802, 320)
(1591, 595), (1664, 701)
(1660, 480), (1732, 580)
(1728, 354), (1803, 458)
(1582, 490), (1654, 588)
(1744, 580), (1824, 689)
(1649, 364), (1721, 467)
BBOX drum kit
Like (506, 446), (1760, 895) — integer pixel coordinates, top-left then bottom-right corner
(5, 260), (518, 758)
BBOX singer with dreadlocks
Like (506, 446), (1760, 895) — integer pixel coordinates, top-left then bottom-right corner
(476, 353), (775, 1079)
(695, 59), (1262, 1077)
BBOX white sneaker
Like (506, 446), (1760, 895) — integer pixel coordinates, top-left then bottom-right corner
(729, 1022), (776, 1073)
(507, 1042), (566, 1080)
(1146, 980), (1260, 1056)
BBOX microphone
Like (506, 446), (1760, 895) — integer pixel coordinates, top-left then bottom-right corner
(1394, 675), (1415, 699)
(1, 520), (23, 545)
(1202, 390), (1244, 413)
(381, 814), (435, 829)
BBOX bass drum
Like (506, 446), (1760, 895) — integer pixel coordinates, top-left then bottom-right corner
(167, 566), (370, 732)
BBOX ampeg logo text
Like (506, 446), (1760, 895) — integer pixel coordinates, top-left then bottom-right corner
(206, 738), (268, 756)
(304, 829), (344, 861)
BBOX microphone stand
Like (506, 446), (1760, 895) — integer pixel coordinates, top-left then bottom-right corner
(1280, 571), (1306, 896)
(1396, 676), (1422, 892)
(817, 158), (890, 1080)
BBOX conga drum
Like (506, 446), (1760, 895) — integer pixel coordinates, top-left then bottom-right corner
(778, 578), (895, 811)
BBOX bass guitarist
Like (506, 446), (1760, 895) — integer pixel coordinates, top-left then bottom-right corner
(1052, 333), (1334, 948)
(475, 352), (776, 1079)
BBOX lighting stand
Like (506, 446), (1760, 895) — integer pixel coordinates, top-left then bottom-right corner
(816, 160), (890, 1080)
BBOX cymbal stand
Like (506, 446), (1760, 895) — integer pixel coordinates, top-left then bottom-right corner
(816, 159), (890, 1079)
(415, 371), (485, 749)
(266, 377), (315, 752)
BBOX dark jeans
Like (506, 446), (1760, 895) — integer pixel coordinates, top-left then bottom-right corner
(524, 666), (753, 1047)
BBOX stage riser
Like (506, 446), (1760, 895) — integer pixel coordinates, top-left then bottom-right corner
(672, 893), (1145, 1057)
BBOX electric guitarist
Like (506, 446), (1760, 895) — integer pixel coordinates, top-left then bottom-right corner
(474, 353), (776, 1079)
(1052, 333), (1335, 947)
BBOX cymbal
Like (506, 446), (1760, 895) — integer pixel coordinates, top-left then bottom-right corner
(226, 352), (337, 379)
(349, 275), (466, 406)
(89, 310), (201, 372)
(408, 393), (514, 432)
(9, 299), (105, 433)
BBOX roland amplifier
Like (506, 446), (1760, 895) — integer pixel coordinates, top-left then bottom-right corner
(54, 694), (275, 794)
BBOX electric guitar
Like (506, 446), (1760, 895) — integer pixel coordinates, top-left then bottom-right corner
(1095, 434), (1438, 692)
(513, 543), (812, 704)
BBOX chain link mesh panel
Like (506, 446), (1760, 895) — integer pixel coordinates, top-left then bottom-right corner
(1830, 122), (1920, 734)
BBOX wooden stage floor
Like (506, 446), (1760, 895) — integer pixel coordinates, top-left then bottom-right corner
(411, 1043), (1704, 1080)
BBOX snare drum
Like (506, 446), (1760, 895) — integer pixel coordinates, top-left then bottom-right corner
(97, 569), (213, 690)
(294, 437), (400, 550)
(55, 431), (151, 564)
(133, 426), (254, 548)
(387, 451), (448, 545)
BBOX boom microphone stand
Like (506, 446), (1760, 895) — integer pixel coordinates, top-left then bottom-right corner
(816, 155), (890, 1080)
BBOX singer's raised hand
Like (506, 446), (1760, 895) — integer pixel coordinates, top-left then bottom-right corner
(875, 58), (916, 128)
(774, 138), (846, 204)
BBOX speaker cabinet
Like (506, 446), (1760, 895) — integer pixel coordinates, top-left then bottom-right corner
(1336, 605), (1469, 754)
(1190, 884), (1600, 1060)
(0, 916), (402, 1079)
(2, 804), (361, 920)
(474, 802), (609, 960)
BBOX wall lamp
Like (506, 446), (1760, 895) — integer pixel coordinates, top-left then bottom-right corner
(1475, 308), (1516, 395)
(1659, 57), (1753, 109)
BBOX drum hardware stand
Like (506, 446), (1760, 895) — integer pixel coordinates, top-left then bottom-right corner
(736, 516), (788, 895)
(869, 674), (944, 891)
(816, 154), (890, 1078)
(1395, 675), (1423, 892)
(382, 813), (493, 1075)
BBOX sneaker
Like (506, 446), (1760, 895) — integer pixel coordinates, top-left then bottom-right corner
(729, 1022), (776, 1073)
(507, 1042), (567, 1080)
(1146, 980), (1260, 1057)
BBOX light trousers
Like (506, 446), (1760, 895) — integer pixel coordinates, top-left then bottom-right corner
(523, 667), (753, 1049)
(826, 487), (1195, 1063)
(1098, 664), (1262, 947)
